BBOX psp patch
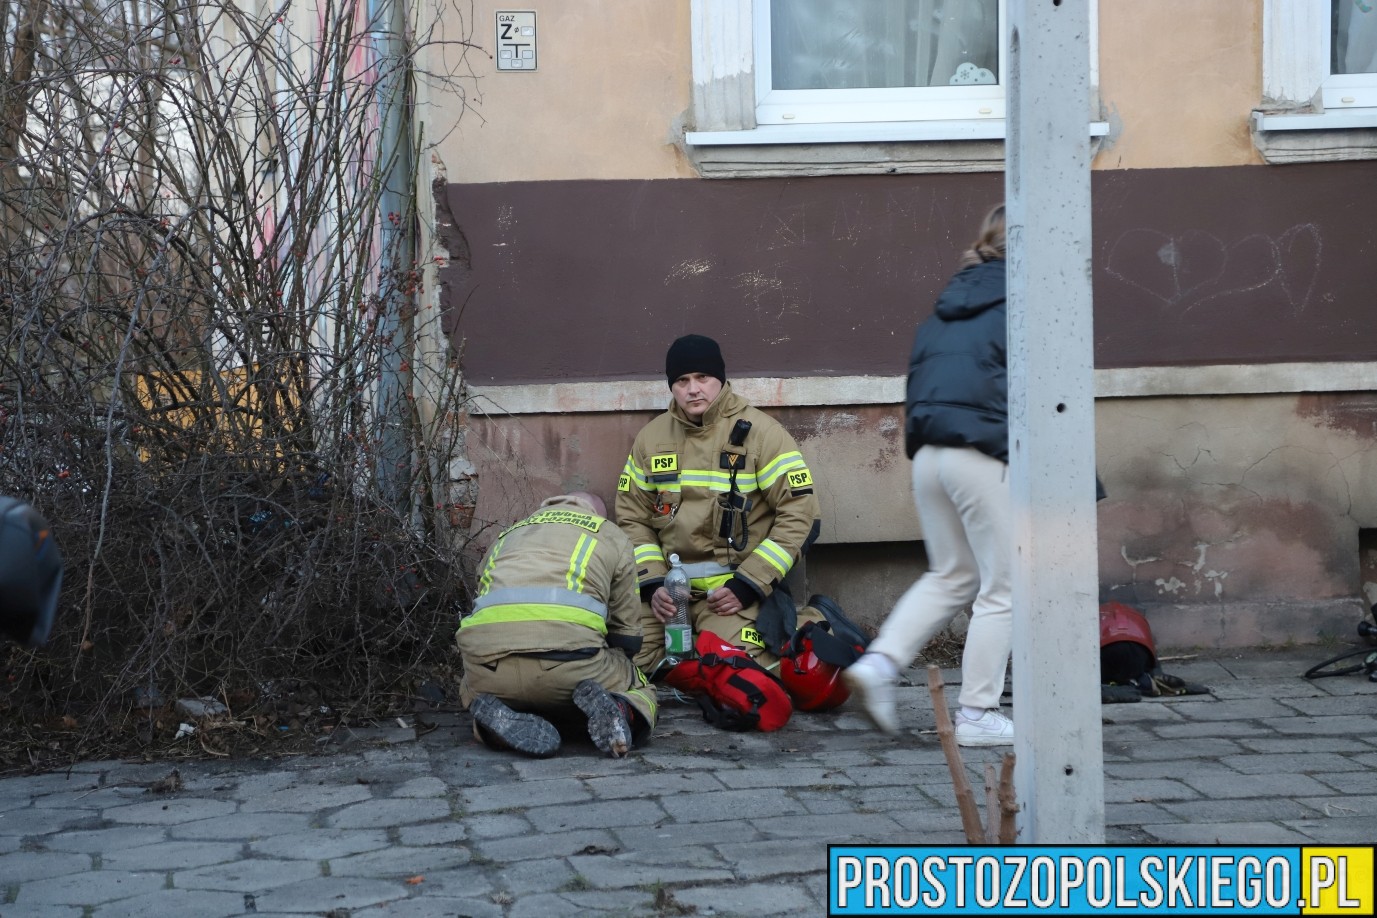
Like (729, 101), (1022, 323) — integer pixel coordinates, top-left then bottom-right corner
(617, 474), (631, 492)
(648, 453), (678, 475)
(787, 468), (813, 489)
(740, 626), (765, 648)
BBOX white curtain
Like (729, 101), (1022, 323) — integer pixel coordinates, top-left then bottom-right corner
(770, 0), (998, 90)
(1333, 0), (1377, 74)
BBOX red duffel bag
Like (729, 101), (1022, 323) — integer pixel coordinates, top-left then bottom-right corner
(662, 630), (793, 732)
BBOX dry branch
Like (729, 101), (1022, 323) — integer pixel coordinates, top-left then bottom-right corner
(984, 763), (998, 843)
(926, 664), (985, 843)
(997, 752), (1019, 843)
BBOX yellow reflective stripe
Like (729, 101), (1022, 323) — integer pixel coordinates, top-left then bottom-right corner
(477, 534), (507, 596)
(626, 680), (658, 721)
(459, 603), (609, 634)
(634, 543), (666, 564)
(567, 533), (596, 592)
(679, 470), (760, 493)
(691, 572), (734, 592)
(624, 456), (652, 491)
(758, 452), (807, 489)
(752, 538), (792, 577)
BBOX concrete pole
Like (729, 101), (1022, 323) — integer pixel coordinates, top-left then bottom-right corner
(375, 0), (417, 515)
(1005, 0), (1106, 842)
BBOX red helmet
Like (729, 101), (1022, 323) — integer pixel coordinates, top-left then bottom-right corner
(1099, 601), (1157, 669)
(780, 622), (851, 711)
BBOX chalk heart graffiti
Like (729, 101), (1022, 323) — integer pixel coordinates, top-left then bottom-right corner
(1105, 224), (1321, 313)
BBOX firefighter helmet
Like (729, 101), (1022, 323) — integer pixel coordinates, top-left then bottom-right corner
(1099, 601), (1157, 684)
(780, 624), (851, 711)
(0, 496), (63, 647)
(1099, 601), (1157, 661)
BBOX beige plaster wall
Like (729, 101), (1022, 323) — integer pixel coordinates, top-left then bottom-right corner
(1094, 0), (1264, 169)
(1095, 392), (1376, 646)
(463, 405), (917, 547)
(464, 391), (1377, 649)
(427, 2), (1268, 182)
(431, 1), (694, 184)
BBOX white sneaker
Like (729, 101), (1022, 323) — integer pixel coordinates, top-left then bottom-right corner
(954, 708), (1014, 747)
(843, 656), (899, 735)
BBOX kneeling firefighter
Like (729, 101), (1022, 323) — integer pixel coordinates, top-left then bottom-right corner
(455, 493), (658, 758)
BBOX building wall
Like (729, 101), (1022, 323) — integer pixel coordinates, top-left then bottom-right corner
(432, 1), (694, 183)
(1096, 0), (1264, 169)
(434, 0), (1267, 180)
(430, 1), (1377, 649)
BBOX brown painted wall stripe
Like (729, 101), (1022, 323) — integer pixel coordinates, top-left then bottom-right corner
(441, 166), (1377, 386)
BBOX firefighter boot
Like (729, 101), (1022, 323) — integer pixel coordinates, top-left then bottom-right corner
(469, 694), (560, 758)
(573, 679), (632, 758)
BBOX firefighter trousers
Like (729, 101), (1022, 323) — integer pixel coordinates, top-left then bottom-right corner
(460, 648), (657, 740)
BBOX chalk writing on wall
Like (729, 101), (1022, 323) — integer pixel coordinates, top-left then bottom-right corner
(1105, 224), (1321, 315)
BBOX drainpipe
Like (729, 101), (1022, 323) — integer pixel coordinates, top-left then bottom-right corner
(373, 0), (416, 515)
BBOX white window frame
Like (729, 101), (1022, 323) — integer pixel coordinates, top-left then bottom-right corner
(1262, 0), (1377, 114)
(687, 0), (1100, 147)
(1255, 0), (1377, 160)
(1323, 0), (1377, 108)
(752, 0), (1007, 126)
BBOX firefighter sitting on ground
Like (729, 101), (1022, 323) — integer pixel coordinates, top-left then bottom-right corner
(455, 492), (657, 758)
(616, 335), (863, 727)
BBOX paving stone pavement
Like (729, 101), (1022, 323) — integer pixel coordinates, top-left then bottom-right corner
(0, 649), (1373, 916)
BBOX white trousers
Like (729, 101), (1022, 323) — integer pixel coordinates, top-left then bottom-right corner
(870, 444), (1012, 710)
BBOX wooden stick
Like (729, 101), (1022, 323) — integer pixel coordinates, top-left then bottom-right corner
(926, 665), (985, 843)
(984, 763), (999, 843)
(997, 752), (1019, 843)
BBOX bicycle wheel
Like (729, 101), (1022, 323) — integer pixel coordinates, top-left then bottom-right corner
(1304, 647), (1377, 679)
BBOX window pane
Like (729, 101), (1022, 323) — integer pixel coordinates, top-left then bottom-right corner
(770, 0), (998, 90)
(1333, 1), (1377, 74)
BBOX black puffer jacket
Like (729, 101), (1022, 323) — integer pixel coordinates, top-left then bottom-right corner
(903, 258), (1008, 462)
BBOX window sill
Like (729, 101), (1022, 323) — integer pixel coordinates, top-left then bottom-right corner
(1251, 109), (1377, 164)
(682, 121), (1110, 179)
(686, 120), (1109, 145)
(464, 362), (1377, 416)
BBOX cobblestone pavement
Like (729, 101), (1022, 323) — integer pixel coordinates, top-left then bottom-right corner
(0, 649), (1374, 916)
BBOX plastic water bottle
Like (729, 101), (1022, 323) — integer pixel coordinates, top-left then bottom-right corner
(663, 554), (693, 659)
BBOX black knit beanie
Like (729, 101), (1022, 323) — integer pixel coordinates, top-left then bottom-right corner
(665, 335), (726, 388)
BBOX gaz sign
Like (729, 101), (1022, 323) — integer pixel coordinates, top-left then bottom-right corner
(496, 11), (537, 71)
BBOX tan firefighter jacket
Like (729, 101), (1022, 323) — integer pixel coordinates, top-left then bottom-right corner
(456, 498), (643, 665)
(615, 383), (820, 604)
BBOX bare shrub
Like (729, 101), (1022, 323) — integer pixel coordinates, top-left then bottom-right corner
(0, 0), (481, 759)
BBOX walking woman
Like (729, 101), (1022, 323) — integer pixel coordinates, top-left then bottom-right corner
(844, 204), (1014, 746)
